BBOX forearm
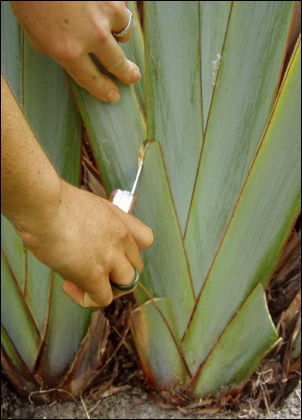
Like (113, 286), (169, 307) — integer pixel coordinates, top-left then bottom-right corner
(1, 74), (62, 239)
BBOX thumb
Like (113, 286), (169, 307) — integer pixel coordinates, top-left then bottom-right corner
(61, 280), (86, 307)
(61, 280), (113, 308)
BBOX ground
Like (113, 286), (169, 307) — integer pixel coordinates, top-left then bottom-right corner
(1, 378), (301, 419)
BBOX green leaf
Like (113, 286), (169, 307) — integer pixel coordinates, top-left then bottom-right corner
(34, 274), (94, 387)
(23, 37), (82, 185)
(185, 1), (296, 294)
(1, 215), (26, 291)
(131, 297), (190, 387)
(1, 324), (35, 384)
(183, 41), (301, 375)
(292, 327), (301, 360)
(25, 252), (52, 333)
(1, 252), (40, 370)
(189, 284), (279, 398)
(145, 1), (204, 233)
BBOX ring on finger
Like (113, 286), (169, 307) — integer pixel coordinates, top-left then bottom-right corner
(110, 267), (140, 291)
(112, 9), (134, 38)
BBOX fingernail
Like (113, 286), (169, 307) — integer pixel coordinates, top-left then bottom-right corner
(107, 89), (120, 103)
(132, 69), (141, 83)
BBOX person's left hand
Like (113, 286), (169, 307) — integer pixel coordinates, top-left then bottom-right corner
(9, 1), (140, 103)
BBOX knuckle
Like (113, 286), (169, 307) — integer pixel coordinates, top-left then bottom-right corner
(103, 249), (115, 268)
(118, 227), (131, 242)
(86, 266), (105, 289)
(50, 42), (81, 62)
(95, 25), (108, 43)
(95, 264), (106, 279)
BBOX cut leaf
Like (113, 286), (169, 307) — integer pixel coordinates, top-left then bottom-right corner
(69, 74), (146, 194)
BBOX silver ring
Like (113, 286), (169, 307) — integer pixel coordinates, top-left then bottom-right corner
(112, 9), (133, 38)
(110, 268), (140, 291)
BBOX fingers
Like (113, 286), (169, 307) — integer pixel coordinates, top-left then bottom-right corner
(94, 35), (141, 85)
(62, 279), (113, 308)
(112, 207), (154, 251)
(58, 53), (120, 103)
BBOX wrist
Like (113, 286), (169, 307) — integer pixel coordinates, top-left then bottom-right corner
(13, 176), (64, 245)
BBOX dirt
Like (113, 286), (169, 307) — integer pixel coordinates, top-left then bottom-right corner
(1, 378), (301, 419)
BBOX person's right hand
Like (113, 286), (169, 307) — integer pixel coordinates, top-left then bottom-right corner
(19, 180), (154, 308)
(9, 1), (140, 103)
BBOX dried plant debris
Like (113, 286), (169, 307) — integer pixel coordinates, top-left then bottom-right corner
(268, 225), (301, 317)
(81, 127), (107, 198)
(265, 222), (301, 404)
(2, 377), (301, 419)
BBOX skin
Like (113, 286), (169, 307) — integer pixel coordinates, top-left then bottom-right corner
(1, 75), (154, 307)
(9, 1), (140, 102)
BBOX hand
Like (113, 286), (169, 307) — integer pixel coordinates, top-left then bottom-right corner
(20, 181), (154, 308)
(9, 1), (140, 102)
